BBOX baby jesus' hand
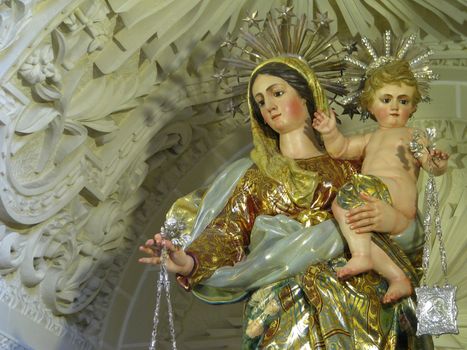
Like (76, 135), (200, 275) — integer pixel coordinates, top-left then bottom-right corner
(410, 128), (449, 175)
(429, 148), (449, 169)
(312, 109), (337, 135)
(417, 148), (450, 176)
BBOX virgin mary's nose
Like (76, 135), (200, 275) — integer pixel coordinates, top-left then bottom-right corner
(265, 98), (276, 112)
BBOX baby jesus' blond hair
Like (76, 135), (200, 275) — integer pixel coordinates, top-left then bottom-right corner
(359, 60), (422, 119)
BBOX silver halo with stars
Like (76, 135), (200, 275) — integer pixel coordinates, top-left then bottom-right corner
(214, 5), (355, 119)
(339, 30), (438, 120)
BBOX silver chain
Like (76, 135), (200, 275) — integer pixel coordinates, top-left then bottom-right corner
(410, 128), (449, 286)
(421, 169), (449, 286)
(149, 218), (185, 350)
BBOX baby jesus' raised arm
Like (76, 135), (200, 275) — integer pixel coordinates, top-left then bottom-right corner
(312, 109), (370, 160)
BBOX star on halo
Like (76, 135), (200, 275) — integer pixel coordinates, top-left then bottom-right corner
(275, 5), (295, 21)
(312, 12), (333, 28)
(212, 68), (228, 84)
(225, 98), (243, 118)
(341, 40), (358, 55)
(220, 32), (237, 51)
(242, 10), (262, 29)
(341, 104), (360, 119)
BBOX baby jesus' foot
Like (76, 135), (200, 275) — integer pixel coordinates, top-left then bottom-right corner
(336, 254), (372, 279)
(382, 277), (413, 304)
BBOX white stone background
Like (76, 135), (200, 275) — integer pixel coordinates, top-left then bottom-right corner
(0, 0), (465, 349)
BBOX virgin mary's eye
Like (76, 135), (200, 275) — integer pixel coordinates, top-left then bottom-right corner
(256, 99), (265, 107)
(273, 90), (284, 97)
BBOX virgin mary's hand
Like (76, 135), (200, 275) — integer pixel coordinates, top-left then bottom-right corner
(345, 193), (410, 235)
(138, 233), (194, 276)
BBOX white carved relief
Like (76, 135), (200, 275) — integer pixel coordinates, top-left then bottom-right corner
(429, 41), (467, 67)
(0, 190), (143, 346)
(0, 87), (200, 345)
(0, 23), (167, 341)
(0, 0), (37, 52)
(18, 44), (58, 85)
(142, 115), (246, 211)
(0, 332), (27, 350)
(0, 274), (93, 349)
(58, 3), (115, 71)
(0, 0), (147, 225)
(0, 85), (84, 225)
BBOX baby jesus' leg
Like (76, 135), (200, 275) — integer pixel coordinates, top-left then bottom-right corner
(332, 200), (373, 277)
(332, 200), (413, 303)
(371, 243), (413, 303)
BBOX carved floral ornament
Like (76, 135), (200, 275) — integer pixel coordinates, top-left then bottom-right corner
(0, 2), (166, 346)
(0, 1), (209, 346)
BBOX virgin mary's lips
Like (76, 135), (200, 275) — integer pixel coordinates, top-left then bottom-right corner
(271, 114), (281, 119)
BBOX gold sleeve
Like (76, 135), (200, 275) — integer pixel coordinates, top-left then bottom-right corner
(177, 167), (264, 289)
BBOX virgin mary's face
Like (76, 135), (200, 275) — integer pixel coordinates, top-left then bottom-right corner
(251, 74), (310, 135)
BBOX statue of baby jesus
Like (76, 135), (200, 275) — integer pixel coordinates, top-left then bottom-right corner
(313, 60), (449, 304)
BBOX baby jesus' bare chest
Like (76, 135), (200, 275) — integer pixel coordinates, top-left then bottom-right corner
(363, 129), (417, 174)
(362, 129), (419, 217)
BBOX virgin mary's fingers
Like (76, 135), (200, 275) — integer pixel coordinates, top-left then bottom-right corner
(138, 256), (162, 265)
(144, 238), (155, 246)
(346, 204), (373, 218)
(349, 217), (374, 230)
(139, 245), (160, 256)
(162, 239), (181, 253)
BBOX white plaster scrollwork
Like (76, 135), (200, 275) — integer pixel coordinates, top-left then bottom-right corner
(0, 200), (86, 287)
(0, 86), (87, 225)
(0, 275), (93, 349)
(76, 2), (112, 53)
(0, 332), (27, 349)
(0, 0), (37, 52)
(0, 192), (130, 319)
(39, 199), (123, 316)
(0, 224), (27, 275)
(56, 1), (116, 71)
(430, 41), (467, 67)
(0, 0), (140, 225)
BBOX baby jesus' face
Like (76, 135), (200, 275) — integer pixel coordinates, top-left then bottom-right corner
(368, 83), (417, 129)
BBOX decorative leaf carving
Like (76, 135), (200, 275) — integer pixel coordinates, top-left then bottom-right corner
(16, 104), (60, 134)
(33, 82), (62, 101)
(0, 0), (36, 51)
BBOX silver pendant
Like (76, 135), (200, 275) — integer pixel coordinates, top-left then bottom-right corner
(415, 284), (459, 336)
